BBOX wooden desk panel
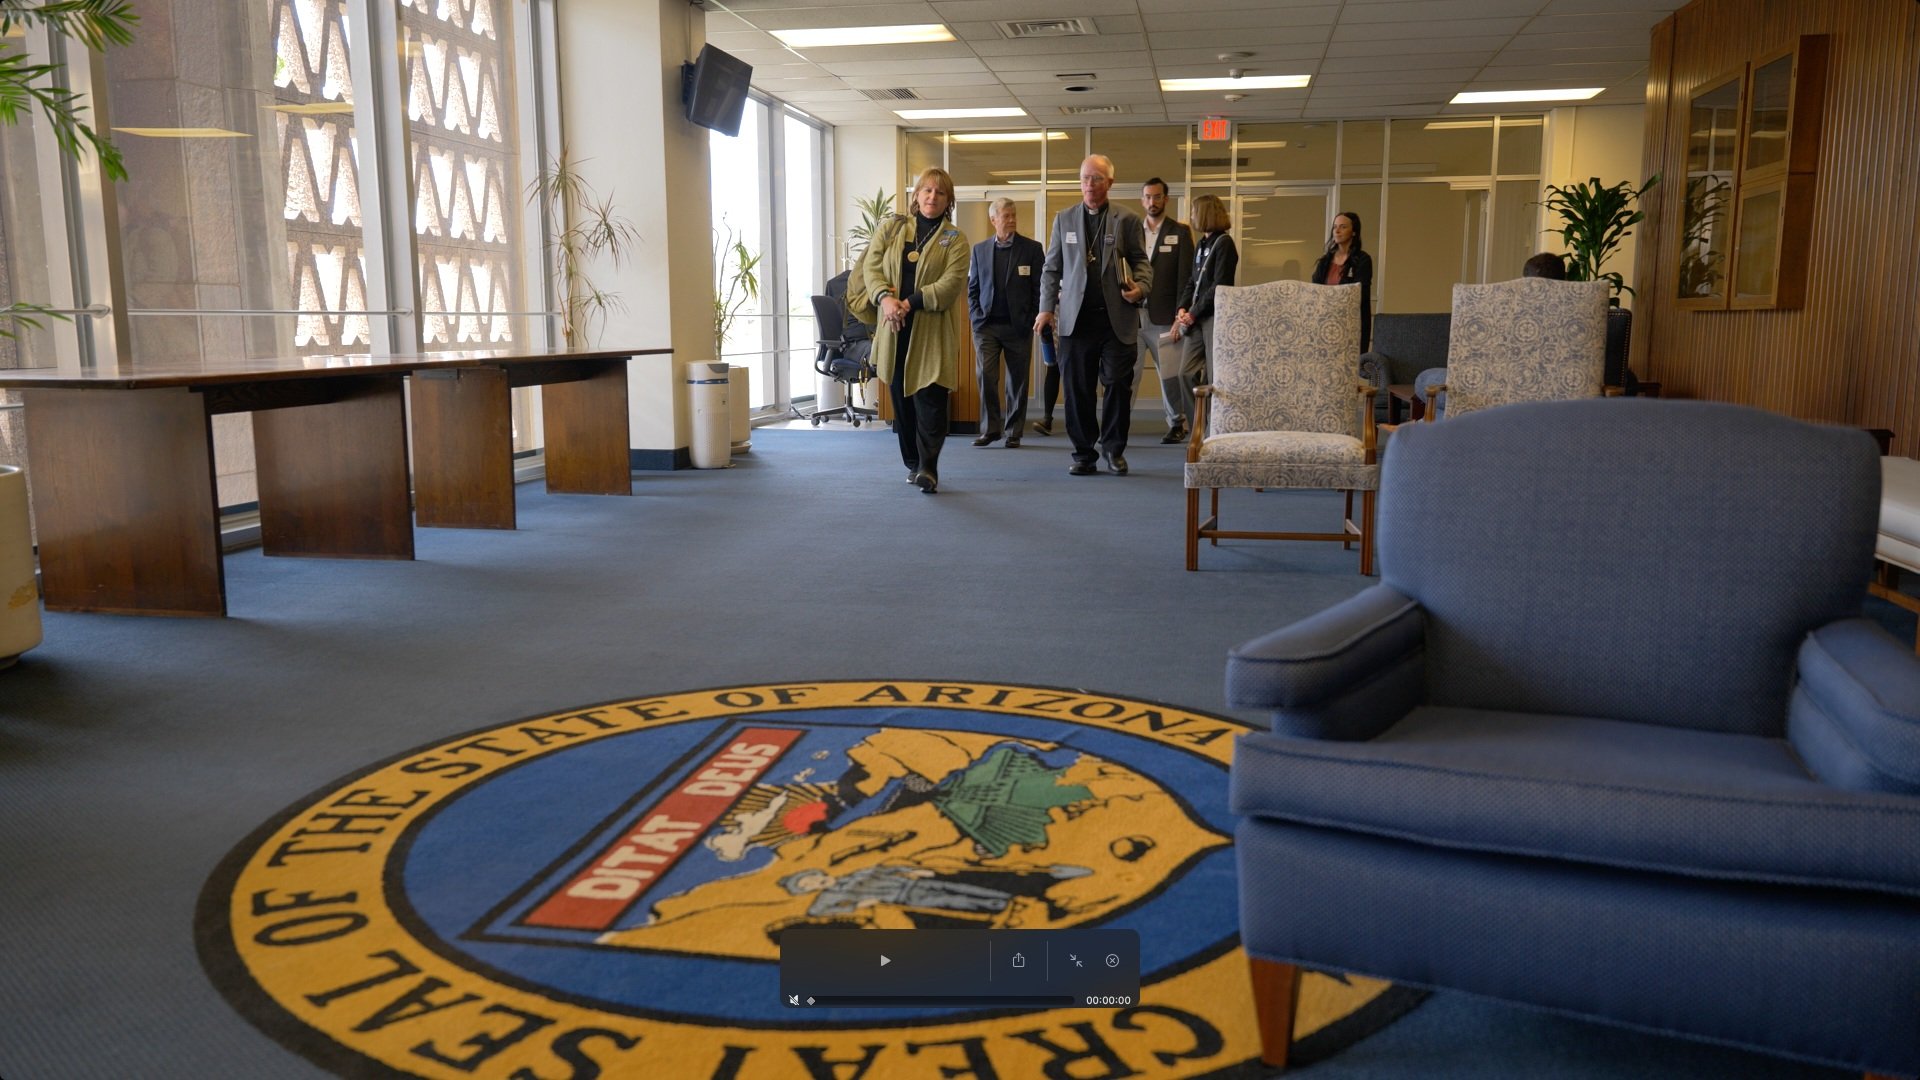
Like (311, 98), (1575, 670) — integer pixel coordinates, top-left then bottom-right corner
(410, 368), (517, 529)
(23, 387), (226, 615)
(254, 378), (414, 559)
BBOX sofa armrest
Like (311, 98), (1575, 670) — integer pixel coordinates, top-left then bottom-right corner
(1226, 584), (1426, 740)
(1790, 618), (1920, 793)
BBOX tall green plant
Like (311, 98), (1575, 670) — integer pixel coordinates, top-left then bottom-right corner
(842, 187), (893, 267)
(527, 152), (642, 346)
(0, 0), (138, 337)
(1541, 173), (1659, 304)
(711, 220), (760, 359)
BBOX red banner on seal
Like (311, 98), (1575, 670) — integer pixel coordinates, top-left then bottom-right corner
(521, 727), (802, 930)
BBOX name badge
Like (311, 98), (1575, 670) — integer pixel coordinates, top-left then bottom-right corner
(1162, 238), (1178, 250)
(1064, 233), (1080, 246)
(1017, 265), (1032, 276)
(1104, 233), (1116, 245)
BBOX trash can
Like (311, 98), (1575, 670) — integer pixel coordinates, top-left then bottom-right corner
(727, 365), (752, 454)
(0, 464), (42, 668)
(687, 362), (732, 469)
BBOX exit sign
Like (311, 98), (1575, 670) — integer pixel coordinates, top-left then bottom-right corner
(1199, 118), (1231, 142)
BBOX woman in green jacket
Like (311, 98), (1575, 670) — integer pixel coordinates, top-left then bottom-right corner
(857, 167), (970, 494)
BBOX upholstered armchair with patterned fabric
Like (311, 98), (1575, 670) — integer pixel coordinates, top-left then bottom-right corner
(1226, 398), (1920, 1078)
(1185, 281), (1378, 573)
(1427, 278), (1608, 420)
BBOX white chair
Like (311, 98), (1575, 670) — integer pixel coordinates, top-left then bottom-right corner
(1184, 281), (1377, 573)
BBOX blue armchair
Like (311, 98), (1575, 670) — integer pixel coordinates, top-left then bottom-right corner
(1227, 398), (1920, 1078)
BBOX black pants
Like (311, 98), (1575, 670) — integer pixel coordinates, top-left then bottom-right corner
(1059, 312), (1134, 465)
(889, 364), (950, 479)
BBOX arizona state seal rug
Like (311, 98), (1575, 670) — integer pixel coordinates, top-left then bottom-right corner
(197, 680), (1423, 1078)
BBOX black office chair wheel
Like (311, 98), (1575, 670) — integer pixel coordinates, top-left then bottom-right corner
(810, 415), (821, 426)
(851, 418), (861, 428)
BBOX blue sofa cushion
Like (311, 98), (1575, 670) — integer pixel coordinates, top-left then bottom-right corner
(1792, 618), (1920, 793)
(1230, 706), (1920, 896)
(1377, 400), (1880, 736)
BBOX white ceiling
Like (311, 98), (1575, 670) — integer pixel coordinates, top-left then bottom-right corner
(699, 0), (1686, 127)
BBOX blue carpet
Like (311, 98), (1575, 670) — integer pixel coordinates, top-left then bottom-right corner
(0, 426), (1863, 1078)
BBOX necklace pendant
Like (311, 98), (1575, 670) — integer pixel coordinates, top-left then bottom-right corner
(906, 250), (919, 263)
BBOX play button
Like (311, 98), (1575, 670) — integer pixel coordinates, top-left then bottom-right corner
(880, 955), (891, 967)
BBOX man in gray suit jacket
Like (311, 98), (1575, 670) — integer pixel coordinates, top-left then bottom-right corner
(966, 198), (1046, 447)
(1035, 154), (1152, 476)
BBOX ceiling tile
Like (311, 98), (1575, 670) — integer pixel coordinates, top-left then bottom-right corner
(1142, 6), (1339, 32)
(967, 34), (1149, 56)
(1326, 34), (1512, 56)
(1315, 67), (1481, 87)
(928, 0), (1142, 18)
(1341, 0), (1542, 21)
(818, 57), (992, 76)
(983, 51), (1156, 73)
(1318, 52), (1497, 73)
(1331, 17), (1529, 41)
(1526, 10), (1675, 33)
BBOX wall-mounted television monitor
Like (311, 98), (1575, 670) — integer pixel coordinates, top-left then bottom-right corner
(682, 44), (752, 137)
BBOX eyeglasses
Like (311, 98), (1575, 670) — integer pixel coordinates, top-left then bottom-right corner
(1079, 175), (1111, 186)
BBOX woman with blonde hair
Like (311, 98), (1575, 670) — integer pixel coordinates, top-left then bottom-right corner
(854, 168), (970, 494)
(1172, 193), (1238, 390)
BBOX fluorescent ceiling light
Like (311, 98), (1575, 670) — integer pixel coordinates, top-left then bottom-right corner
(1177, 140), (1286, 150)
(948, 131), (1067, 143)
(1161, 76), (1310, 92)
(773, 24), (953, 48)
(268, 102), (355, 115)
(1424, 118), (1546, 130)
(1451, 88), (1602, 104)
(112, 127), (252, 138)
(896, 107), (1027, 120)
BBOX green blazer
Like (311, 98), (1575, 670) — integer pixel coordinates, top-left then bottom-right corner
(856, 214), (971, 396)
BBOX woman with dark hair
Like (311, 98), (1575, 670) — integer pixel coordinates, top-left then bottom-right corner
(1171, 193), (1238, 392)
(856, 167), (970, 494)
(1311, 211), (1374, 352)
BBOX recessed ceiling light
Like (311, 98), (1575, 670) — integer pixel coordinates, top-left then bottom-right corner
(1423, 118), (1545, 130)
(1161, 76), (1309, 92)
(267, 102), (355, 115)
(895, 107), (1028, 120)
(1450, 88), (1602, 104)
(772, 24), (954, 49)
(948, 131), (1068, 143)
(112, 127), (252, 138)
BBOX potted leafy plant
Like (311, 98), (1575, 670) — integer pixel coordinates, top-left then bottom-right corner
(841, 187), (895, 269)
(527, 152), (641, 347)
(1541, 174), (1660, 305)
(711, 220), (761, 359)
(0, 0), (138, 336)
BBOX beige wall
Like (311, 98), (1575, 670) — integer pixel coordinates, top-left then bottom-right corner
(832, 126), (902, 273)
(557, 0), (713, 459)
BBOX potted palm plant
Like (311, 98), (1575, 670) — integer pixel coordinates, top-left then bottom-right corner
(1541, 174), (1660, 305)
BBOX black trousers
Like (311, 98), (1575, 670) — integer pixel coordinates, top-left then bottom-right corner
(889, 362), (950, 478)
(1059, 311), (1135, 465)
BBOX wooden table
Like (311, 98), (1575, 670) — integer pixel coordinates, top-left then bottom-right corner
(0, 347), (660, 616)
(1385, 383), (1427, 424)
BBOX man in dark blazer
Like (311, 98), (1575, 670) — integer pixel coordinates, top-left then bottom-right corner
(965, 198), (1046, 447)
(1036, 154), (1153, 476)
(1134, 177), (1195, 443)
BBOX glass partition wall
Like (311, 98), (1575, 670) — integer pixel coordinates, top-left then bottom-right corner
(911, 116), (1547, 315)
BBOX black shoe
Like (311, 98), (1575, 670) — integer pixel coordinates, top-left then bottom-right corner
(972, 434), (998, 447)
(1004, 437), (1021, 449)
(1160, 425), (1187, 444)
(1032, 419), (1054, 436)
(1069, 461), (1097, 476)
(915, 471), (938, 494)
(1105, 452), (1129, 475)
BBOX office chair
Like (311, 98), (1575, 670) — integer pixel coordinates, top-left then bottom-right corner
(803, 293), (876, 428)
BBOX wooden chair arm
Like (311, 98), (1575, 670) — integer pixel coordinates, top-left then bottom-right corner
(1422, 383), (1446, 422)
